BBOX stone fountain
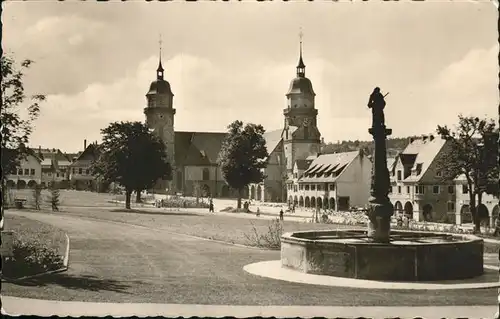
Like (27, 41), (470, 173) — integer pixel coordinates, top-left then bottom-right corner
(280, 87), (484, 282)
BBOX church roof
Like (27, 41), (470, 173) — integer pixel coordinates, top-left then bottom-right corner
(174, 131), (227, 166)
(263, 129), (284, 155)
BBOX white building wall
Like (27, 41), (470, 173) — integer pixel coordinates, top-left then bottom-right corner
(335, 153), (371, 208)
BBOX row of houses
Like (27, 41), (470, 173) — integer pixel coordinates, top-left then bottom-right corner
(5, 140), (101, 191)
(274, 134), (498, 226)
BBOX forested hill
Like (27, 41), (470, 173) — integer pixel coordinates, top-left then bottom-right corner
(321, 136), (418, 157)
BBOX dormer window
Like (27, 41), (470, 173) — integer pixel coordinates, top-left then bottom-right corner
(416, 163), (423, 174)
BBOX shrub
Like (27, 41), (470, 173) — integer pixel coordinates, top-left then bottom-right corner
(47, 186), (61, 211)
(244, 219), (283, 250)
(2, 238), (64, 279)
(32, 184), (42, 210)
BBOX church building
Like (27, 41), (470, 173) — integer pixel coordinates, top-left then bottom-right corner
(144, 39), (322, 202)
(248, 39), (322, 202)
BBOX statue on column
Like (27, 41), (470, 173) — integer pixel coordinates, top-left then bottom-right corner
(367, 87), (388, 128)
(366, 86), (393, 243)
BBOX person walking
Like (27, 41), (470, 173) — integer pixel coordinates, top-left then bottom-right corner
(279, 209), (284, 221)
(209, 198), (214, 213)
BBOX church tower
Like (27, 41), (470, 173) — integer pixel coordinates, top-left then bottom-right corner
(144, 43), (176, 193)
(282, 33), (321, 178)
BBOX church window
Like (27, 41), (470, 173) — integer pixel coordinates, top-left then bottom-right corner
(311, 185), (316, 191)
(202, 168), (210, 181)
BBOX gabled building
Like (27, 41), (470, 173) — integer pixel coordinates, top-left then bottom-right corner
(287, 150), (371, 211)
(35, 147), (73, 187)
(389, 135), (454, 222)
(4, 148), (43, 189)
(69, 140), (101, 190)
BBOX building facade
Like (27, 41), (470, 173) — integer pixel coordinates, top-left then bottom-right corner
(388, 135), (454, 222)
(285, 150), (371, 211)
(454, 174), (499, 226)
(4, 150), (43, 189)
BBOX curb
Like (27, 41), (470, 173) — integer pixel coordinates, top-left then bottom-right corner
(244, 260), (500, 291)
(1, 231), (70, 282)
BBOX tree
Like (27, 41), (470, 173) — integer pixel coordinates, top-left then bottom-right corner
(49, 185), (61, 212)
(217, 120), (269, 209)
(436, 115), (498, 233)
(32, 184), (42, 210)
(91, 121), (172, 209)
(1, 55), (45, 228)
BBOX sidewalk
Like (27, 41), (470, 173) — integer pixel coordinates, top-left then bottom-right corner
(1, 296), (497, 318)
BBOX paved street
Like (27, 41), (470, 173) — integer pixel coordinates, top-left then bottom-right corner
(2, 210), (499, 308)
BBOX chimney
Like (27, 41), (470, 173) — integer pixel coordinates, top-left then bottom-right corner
(422, 135), (428, 141)
(84, 139), (87, 150)
(38, 146), (41, 153)
(409, 137), (414, 143)
(429, 135), (434, 141)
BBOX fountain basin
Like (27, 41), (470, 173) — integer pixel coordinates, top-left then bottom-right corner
(281, 229), (484, 282)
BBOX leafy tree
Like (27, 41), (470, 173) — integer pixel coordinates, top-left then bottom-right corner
(91, 121), (172, 209)
(435, 115), (498, 232)
(1, 55), (45, 228)
(217, 120), (269, 209)
(49, 186), (61, 212)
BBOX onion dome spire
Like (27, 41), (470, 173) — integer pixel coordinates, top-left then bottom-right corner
(296, 29), (306, 78)
(157, 34), (164, 80)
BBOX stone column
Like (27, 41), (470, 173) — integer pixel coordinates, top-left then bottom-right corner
(366, 124), (394, 243)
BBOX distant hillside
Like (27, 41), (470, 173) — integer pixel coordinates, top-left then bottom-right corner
(321, 136), (418, 157)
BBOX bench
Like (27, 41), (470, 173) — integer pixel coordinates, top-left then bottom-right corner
(14, 198), (27, 209)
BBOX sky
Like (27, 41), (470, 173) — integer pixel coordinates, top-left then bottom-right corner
(2, 1), (499, 153)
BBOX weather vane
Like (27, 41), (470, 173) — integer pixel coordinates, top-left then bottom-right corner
(299, 27), (303, 44)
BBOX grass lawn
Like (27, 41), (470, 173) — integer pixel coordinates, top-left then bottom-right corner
(3, 214), (67, 279)
(52, 206), (356, 248)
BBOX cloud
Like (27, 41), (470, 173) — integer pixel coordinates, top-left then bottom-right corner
(28, 53), (364, 151)
(420, 45), (499, 132)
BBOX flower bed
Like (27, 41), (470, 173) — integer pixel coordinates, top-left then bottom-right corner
(2, 215), (66, 279)
(159, 197), (210, 209)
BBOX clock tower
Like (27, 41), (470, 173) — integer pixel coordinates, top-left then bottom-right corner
(282, 33), (321, 179)
(144, 47), (176, 193)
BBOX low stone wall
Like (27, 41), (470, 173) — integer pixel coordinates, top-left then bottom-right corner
(281, 229), (484, 282)
(321, 211), (484, 234)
